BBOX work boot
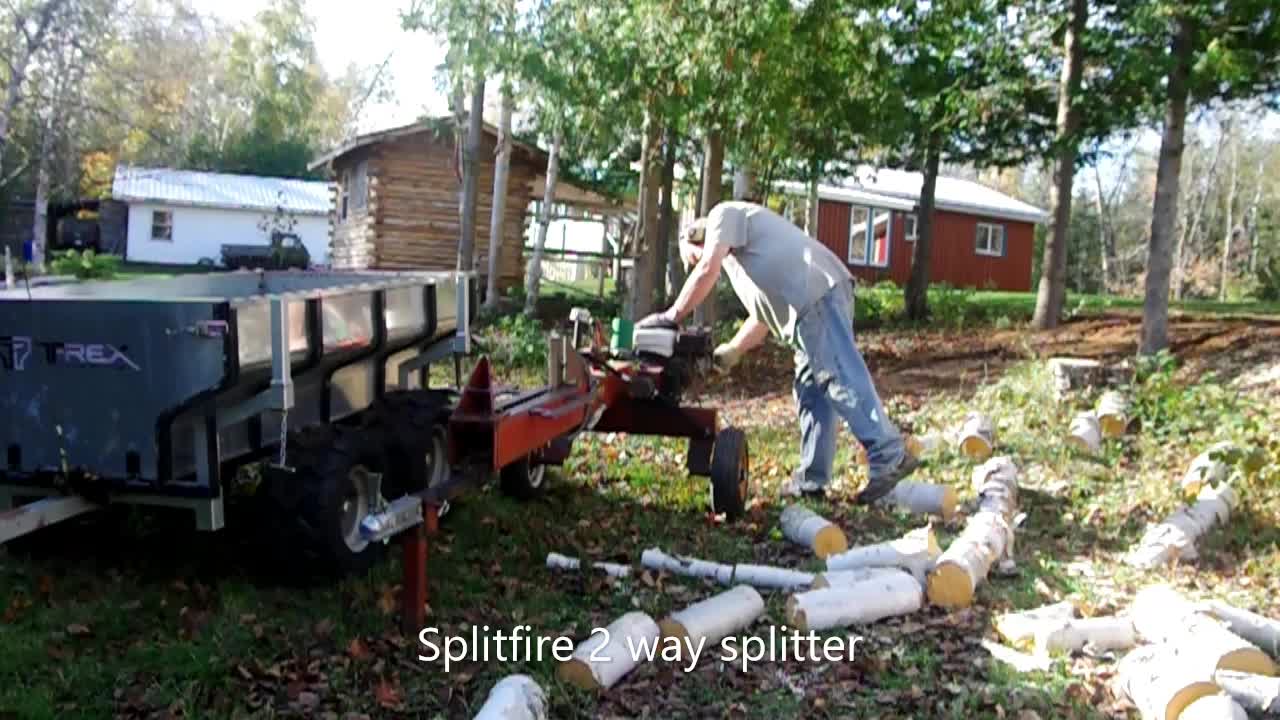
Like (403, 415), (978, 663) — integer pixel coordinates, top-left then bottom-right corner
(855, 452), (920, 505)
(781, 471), (826, 500)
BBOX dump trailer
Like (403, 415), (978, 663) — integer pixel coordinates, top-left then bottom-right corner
(0, 270), (477, 573)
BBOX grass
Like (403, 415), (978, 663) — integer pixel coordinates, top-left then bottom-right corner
(2, 325), (1278, 718)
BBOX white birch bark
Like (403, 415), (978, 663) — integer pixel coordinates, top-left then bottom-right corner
(524, 127), (561, 313)
(558, 612), (660, 690)
(780, 504), (847, 558)
(785, 569), (922, 632)
(474, 675), (546, 720)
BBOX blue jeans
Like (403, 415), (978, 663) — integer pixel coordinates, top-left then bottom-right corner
(793, 281), (904, 487)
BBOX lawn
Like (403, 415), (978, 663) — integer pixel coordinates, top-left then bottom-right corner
(2, 315), (1277, 718)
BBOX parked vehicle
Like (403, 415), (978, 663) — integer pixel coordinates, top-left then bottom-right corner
(221, 231), (311, 270)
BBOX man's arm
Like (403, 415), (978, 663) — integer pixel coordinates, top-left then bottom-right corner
(664, 241), (730, 322)
(728, 316), (769, 352)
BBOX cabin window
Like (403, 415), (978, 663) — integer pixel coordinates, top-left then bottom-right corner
(904, 213), (918, 241)
(150, 210), (173, 241)
(352, 160), (368, 211)
(975, 222), (1005, 257)
(340, 170), (350, 220)
(847, 205), (891, 268)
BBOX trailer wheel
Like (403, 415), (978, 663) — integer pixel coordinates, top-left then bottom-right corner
(709, 427), (749, 520)
(499, 455), (547, 500)
(373, 390), (454, 516)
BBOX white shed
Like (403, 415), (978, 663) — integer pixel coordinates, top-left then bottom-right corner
(111, 166), (332, 266)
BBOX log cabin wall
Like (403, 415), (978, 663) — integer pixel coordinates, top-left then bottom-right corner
(329, 146), (376, 270)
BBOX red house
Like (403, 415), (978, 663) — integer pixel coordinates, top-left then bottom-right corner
(782, 169), (1048, 292)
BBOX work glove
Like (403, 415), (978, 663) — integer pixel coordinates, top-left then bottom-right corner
(636, 310), (678, 330)
(713, 342), (744, 372)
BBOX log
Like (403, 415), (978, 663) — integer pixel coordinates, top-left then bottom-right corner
(825, 525), (941, 584)
(882, 481), (958, 520)
(1181, 695), (1249, 720)
(957, 412), (995, 460)
(812, 566), (909, 589)
(995, 601), (1078, 648)
(906, 431), (947, 458)
(1126, 484), (1238, 568)
(981, 639), (1052, 673)
(546, 552), (631, 578)
(1132, 586), (1277, 677)
(1068, 412), (1102, 454)
(927, 457), (1019, 608)
(780, 505), (848, 559)
(474, 675), (547, 720)
(640, 548), (734, 584)
(785, 569), (923, 632)
(1117, 644), (1221, 720)
(731, 564), (814, 590)
(1181, 442), (1237, 498)
(1037, 615), (1137, 655)
(1203, 601), (1280, 660)
(1214, 670), (1280, 715)
(558, 611), (660, 690)
(1096, 390), (1131, 438)
(658, 585), (765, 653)
(1048, 357), (1134, 401)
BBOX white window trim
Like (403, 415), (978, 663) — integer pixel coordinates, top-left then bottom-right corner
(975, 222), (1005, 257)
(150, 210), (173, 242)
(904, 213), (918, 241)
(339, 170), (351, 220)
(847, 204), (892, 268)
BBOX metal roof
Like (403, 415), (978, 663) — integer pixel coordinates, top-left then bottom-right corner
(111, 166), (332, 215)
(779, 167), (1049, 224)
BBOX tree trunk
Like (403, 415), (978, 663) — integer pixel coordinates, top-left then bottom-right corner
(0, 0), (66, 172)
(806, 170), (820, 239)
(457, 76), (486, 272)
(1031, 0), (1087, 330)
(631, 106), (661, 318)
(694, 130), (724, 327)
(524, 128), (561, 314)
(1218, 131), (1238, 301)
(1093, 167), (1115, 292)
(1246, 158), (1263, 274)
(656, 127), (677, 305)
(732, 167), (756, 202)
(1174, 126), (1225, 300)
(905, 134), (942, 321)
(31, 123), (51, 271)
(1140, 15), (1194, 355)
(484, 86), (513, 308)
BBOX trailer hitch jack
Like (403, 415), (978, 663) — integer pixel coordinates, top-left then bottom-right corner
(401, 499), (440, 634)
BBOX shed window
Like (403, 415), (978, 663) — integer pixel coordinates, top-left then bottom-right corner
(339, 170), (350, 220)
(904, 213), (918, 241)
(975, 222), (1005, 257)
(352, 160), (368, 211)
(847, 205), (891, 268)
(150, 210), (173, 241)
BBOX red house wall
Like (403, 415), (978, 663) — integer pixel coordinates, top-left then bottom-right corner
(815, 199), (1035, 292)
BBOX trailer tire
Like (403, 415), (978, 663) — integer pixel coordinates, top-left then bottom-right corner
(499, 455), (547, 501)
(710, 427), (749, 520)
(371, 390), (455, 512)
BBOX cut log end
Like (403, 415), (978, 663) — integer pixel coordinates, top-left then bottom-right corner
(960, 436), (993, 460)
(1218, 648), (1278, 677)
(926, 563), (974, 608)
(556, 659), (602, 691)
(1165, 683), (1228, 720)
(814, 526), (849, 559)
(940, 487), (958, 520)
(1099, 415), (1127, 439)
(657, 618), (687, 641)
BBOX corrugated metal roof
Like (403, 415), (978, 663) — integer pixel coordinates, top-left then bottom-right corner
(111, 166), (331, 215)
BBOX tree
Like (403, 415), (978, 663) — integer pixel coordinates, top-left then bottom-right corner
(0, 0), (69, 176)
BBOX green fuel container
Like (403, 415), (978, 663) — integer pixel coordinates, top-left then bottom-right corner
(610, 317), (633, 351)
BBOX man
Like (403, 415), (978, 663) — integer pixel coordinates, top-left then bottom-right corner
(637, 201), (917, 503)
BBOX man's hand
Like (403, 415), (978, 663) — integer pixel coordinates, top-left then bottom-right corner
(713, 342), (744, 372)
(636, 309), (677, 329)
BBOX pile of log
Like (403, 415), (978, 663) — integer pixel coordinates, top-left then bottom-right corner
(1126, 482), (1237, 569)
(995, 600), (1136, 657)
(1048, 357), (1133, 402)
(927, 457), (1019, 608)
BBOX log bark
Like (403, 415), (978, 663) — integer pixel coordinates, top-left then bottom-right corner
(805, 173), (820, 239)
(1126, 484), (1237, 568)
(1068, 412), (1102, 455)
(1214, 670), (1280, 716)
(1180, 443), (1236, 498)
(812, 566), (905, 589)
(1117, 644), (1221, 720)
(1037, 615), (1136, 656)
(780, 505), (848, 559)
(474, 674), (547, 720)
(694, 130), (724, 327)
(640, 548), (734, 584)
(825, 525), (940, 585)
(1031, 0), (1087, 330)
(927, 457), (1019, 608)
(1140, 15), (1194, 355)
(658, 585), (764, 652)
(484, 87), (513, 308)
(524, 128), (561, 314)
(785, 569), (922, 632)
(1219, 131), (1240, 302)
(730, 564), (814, 590)
(1203, 602), (1280, 661)
(545, 552), (631, 578)
(905, 432), (947, 458)
(882, 482), (958, 520)
(656, 127), (677, 304)
(559, 611), (660, 690)
(1181, 695), (1249, 720)
(996, 601), (1078, 648)
(1096, 391), (1130, 438)
(632, 105), (661, 318)
(957, 412), (995, 460)
(1132, 586), (1277, 677)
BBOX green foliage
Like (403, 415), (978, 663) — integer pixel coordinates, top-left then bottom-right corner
(1252, 255), (1280, 302)
(49, 250), (120, 280)
(475, 313), (547, 369)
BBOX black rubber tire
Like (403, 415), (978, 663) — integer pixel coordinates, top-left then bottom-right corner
(499, 455), (548, 500)
(709, 426), (749, 519)
(368, 389), (455, 501)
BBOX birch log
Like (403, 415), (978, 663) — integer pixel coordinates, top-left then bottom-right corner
(1132, 586), (1277, 677)
(882, 482), (958, 520)
(1203, 601), (1280, 660)
(906, 431), (947, 458)
(1213, 670), (1280, 715)
(1181, 442), (1237, 498)
(558, 612), (660, 691)
(825, 525), (941, 584)
(780, 505), (848, 559)
(957, 412), (996, 460)
(995, 601), (1078, 647)
(1126, 484), (1238, 568)
(659, 585), (764, 654)
(812, 566), (908, 589)
(546, 552), (631, 578)
(1096, 391), (1131, 438)
(1180, 695), (1249, 720)
(785, 569), (923, 632)
(1037, 615), (1137, 655)
(1117, 644), (1221, 720)
(731, 564), (814, 590)
(474, 675), (547, 720)
(927, 457), (1019, 608)
(1068, 412), (1102, 454)
(640, 548), (734, 584)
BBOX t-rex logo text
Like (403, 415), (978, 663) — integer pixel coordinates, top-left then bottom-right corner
(0, 335), (140, 371)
